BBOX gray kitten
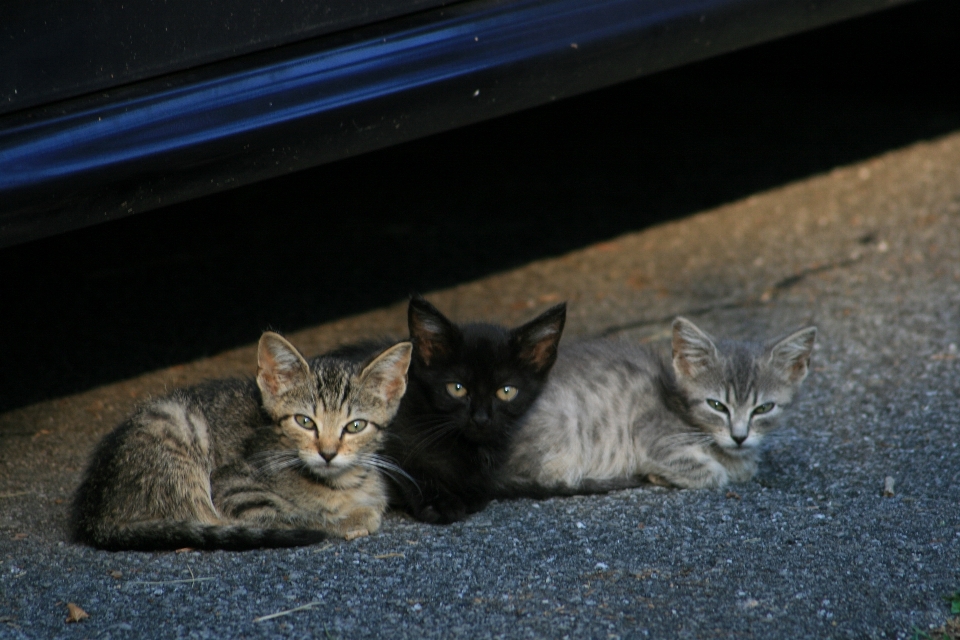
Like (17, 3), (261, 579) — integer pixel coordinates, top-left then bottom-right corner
(72, 332), (412, 551)
(498, 317), (816, 493)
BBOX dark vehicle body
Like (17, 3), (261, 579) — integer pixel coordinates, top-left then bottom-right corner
(0, 0), (916, 247)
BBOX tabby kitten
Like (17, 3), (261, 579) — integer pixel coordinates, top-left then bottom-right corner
(330, 296), (566, 524)
(72, 332), (411, 551)
(498, 317), (816, 493)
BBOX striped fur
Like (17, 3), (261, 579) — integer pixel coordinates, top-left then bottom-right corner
(498, 317), (816, 494)
(72, 333), (411, 551)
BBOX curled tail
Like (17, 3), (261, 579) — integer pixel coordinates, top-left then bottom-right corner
(74, 521), (329, 552)
(494, 476), (648, 500)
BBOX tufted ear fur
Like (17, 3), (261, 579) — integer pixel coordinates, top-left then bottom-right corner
(672, 317), (721, 380)
(512, 303), (567, 374)
(407, 295), (459, 366)
(257, 332), (311, 399)
(359, 341), (413, 411)
(767, 326), (817, 384)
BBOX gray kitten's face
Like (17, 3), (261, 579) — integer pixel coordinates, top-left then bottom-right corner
(257, 333), (412, 479)
(672, 318), (817, 454)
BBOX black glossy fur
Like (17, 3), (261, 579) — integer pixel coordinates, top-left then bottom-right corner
(328, 296), (565, 523)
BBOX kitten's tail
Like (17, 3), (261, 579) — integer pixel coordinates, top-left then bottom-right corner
(494, 476), (648, 500)
(75, 521), (329, 552)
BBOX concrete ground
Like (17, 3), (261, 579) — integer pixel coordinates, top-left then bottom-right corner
(2, 1), (959, 638)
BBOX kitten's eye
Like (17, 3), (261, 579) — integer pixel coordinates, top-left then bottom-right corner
(496, 386), (518, 401)
(293, 415), (315, 429)
(752, 402), (776, 416)
(706, 399), (728, 413)
(446, 382), (468, 398)
(343, 419), (368, 434)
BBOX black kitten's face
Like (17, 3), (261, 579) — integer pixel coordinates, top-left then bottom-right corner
(415, 326), (543, 445)
(408, 298), (566, 446)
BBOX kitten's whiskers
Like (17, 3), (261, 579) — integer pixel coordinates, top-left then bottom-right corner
(249, 450), (304, 478)
(356, 453), (421, 493)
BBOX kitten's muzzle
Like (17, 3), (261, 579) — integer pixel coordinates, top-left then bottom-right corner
(463, 423), (500, 445)
(471, 408), (491, 427)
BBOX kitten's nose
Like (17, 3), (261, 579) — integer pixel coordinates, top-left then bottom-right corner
(319, 449), (338, 462)
(731, 434), (747, 446)
(472, 411), (490, 427)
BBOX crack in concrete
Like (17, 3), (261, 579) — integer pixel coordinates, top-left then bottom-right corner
(597, 254), (864, 338)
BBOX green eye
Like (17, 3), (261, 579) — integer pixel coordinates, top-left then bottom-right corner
(706, 399), (728, 413)
(446, 382), (468, 398)
(294, 415), (315, 429)
(496, 386), (518, 401)
(752, 402), (776, 416)
(344, 419), (368, 434)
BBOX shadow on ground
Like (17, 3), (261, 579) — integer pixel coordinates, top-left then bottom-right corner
(2, 0), (959, 412)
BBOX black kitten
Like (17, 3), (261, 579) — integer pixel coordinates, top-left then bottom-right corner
(329, 296), (566, 524)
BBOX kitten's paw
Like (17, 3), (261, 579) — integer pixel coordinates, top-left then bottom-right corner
(657, 453), (730, 489)
(415, 497), (468, 524)
(646, 474), (674, 487)
(414, 505), (444, 524)
(464, 497), (491, 515)
(338, 507), (382, 536)
(343, 528), (370, 541)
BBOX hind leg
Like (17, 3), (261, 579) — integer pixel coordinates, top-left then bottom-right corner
(75, 401), (224, 549)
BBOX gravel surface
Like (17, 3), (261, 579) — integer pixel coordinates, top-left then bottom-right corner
(2, 3), (960, 638)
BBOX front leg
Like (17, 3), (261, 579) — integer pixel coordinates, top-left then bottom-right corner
(388, 471), (466, 524)
(214, 474), (294, 527)
(327, 506), (383, 540)
(403, 478), (473, 524)
(648, 448), (730, 489)
(414, 490), (469, 524)
(462, 495), (491, 516)
(216, 469), (382, 539)
(306, 471), (388, 539)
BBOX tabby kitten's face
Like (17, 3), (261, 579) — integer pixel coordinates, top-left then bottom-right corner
(257, 333), (412, 478)
(671, 317), (816, 454)
(408, 297), (566, 446)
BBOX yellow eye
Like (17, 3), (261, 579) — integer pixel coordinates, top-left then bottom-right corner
(496, 386), (518, 401)
(294, 415), (315, 429)
(446, 382), (468, 398)
(752, 402), (775, 416)
(344, 419), (368, 434)
(706, 399), (728, 413)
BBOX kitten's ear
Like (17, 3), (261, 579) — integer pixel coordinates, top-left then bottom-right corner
(512, 303), (566, 373)
(257, 332), (311, 398)
(672, 317), (720, 379)
(359, 341), (413, 409)
(408, 295), (457, 366)
(767, 326), (817, 384)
